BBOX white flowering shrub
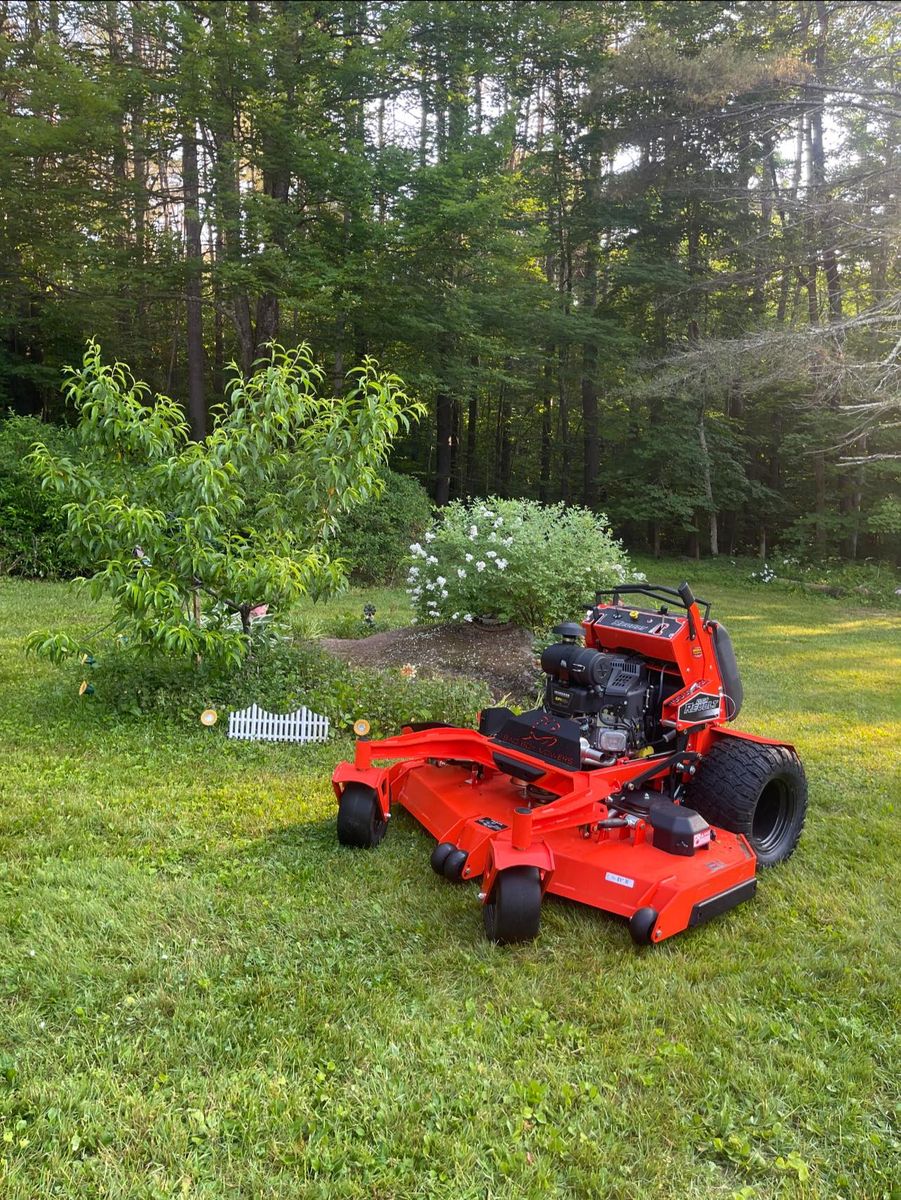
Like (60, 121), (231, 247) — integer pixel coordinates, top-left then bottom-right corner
(749, 563), (778, 584)
(407, 498), (636, 630)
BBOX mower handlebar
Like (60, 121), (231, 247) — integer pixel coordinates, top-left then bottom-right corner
(593, 583), (711, 621)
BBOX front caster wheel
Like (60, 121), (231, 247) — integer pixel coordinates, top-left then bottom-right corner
(430, 842), (455, 875)
(337, 784), (386, 848)
(483, 866), (541, 945)
(430, 842), (468, 881)
(442, 848), (468, 881)
(629, 906), (659, 945)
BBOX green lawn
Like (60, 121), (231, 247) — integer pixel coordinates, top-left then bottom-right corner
(0, 567), (899, 1198)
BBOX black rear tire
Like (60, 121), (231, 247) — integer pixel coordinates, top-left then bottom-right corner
(337, 784), (387, 849)
(483, 866), (542, 945)
(688, 738), (807, 866)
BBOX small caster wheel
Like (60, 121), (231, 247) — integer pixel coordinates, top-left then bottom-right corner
(442, 848), (468, 882)
(629, 907), (659, 945)
(483, 866), (541, 945)
(337, 784), (386, 848)
(430, 842), (455, 875)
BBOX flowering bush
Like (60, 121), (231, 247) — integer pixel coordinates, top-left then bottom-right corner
(406, 498), (635, 630)
(749, 563), (778, 584)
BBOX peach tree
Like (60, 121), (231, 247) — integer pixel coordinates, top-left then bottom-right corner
(27, 340), (421, 668)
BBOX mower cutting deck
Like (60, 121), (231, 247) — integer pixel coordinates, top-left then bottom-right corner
(332, 582), (807, 945)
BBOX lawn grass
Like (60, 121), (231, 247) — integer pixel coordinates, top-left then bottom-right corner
(289, 584), (415, 640)
(0, 564), (899, 1198)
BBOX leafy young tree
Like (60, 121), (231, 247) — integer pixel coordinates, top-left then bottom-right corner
(26, 340), (422, 667)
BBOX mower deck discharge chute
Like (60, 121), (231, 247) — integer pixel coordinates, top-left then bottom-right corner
(332, 582), (807, 945)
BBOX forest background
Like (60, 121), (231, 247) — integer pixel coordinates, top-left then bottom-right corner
(1, 0), (898, 562)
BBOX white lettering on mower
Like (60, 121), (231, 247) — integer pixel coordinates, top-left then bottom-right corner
(604, 871), (635, 889)
(694, 829), (711, 848)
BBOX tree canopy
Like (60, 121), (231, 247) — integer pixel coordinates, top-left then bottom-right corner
(1, 0), (898, 559)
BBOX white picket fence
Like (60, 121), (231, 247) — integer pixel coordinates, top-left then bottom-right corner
(227, 703), (330, 744)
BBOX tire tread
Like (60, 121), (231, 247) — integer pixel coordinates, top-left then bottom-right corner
(689, 738), (807, 866)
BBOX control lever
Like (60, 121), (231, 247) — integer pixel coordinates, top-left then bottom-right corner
(678, 580), (697, 640)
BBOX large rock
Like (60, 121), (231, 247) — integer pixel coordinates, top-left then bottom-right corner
(320, 621), (538, 699)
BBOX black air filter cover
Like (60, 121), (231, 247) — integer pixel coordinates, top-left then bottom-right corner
(540, 643), (609, 686)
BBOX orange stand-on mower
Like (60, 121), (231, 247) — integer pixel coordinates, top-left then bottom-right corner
(332, 583), (807, 946)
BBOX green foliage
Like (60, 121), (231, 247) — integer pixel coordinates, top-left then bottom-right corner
(27, 341), (422, 668)
(312, 660), (488, 738)
(332, 469), (432, 583)
(407, 498), (634, 629)
(2, 2), (898, 561)
(325, 612), (393, 639)
(81, 631), (487, 738)
(867, 495), (901, 536)
(0, 416), (84, 578)
(747, 555), (900, 609)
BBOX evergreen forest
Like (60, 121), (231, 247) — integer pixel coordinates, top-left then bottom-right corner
(2, 0), (899, 559)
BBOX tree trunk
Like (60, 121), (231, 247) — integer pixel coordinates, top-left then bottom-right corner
(803, 115), (819, 325)
(130, 4), (147, 335)
(846, 434), (866, 559)
(496, 373), (513, 497)
(557, 347), (570, 503)
(208, 4), (254, 374)
(465, 393), (478, 497)
(811, 1), (842, 324)
(465, 355), (479, 496)
(434, 357), (453, 506)
(376, 94), (387, 224)
(106, 0), (128, 336)
(212, 224), (224, 399)
(698, 410), (718, 555)
(814, 450), (827, 555)
(182, 115), (206, 438)
(419, 58), (429, 168)
(434, 398), (453, 505)
(581, 244), (600, 509)
(450, 395), (461, 494)
(539, 349), (553, 502)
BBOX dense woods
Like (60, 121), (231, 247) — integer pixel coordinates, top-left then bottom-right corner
(1, 0), (898, 559)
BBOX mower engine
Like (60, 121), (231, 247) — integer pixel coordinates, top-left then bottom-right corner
(540, 629), (656, 761)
